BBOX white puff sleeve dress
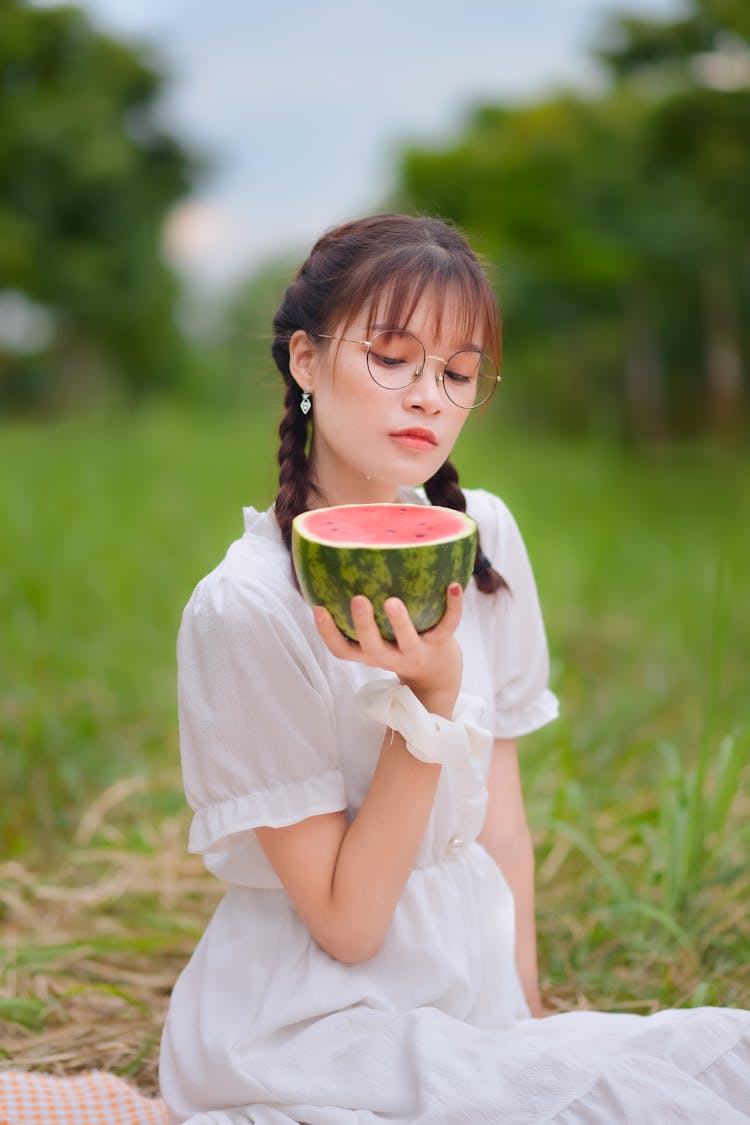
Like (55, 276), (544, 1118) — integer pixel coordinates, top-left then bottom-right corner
(159, 489), (750, 1125)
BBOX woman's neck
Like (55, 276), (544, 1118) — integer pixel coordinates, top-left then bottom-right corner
(308, 471), (402, 509)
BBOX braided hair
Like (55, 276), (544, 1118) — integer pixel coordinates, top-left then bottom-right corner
(271, 213), (505, 595)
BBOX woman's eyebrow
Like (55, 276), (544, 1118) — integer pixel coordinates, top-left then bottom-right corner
(368, 323), (481, 351)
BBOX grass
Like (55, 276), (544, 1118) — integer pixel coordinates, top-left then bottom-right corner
(0, 772), (222, 1090)
(1, 401), (748, 1089)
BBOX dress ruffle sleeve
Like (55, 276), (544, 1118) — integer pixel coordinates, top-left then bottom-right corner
(467, 490), (559, 739)
(176, 549), (346, 859)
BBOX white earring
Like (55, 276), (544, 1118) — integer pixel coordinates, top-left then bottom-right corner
(300, 387), (312, 416)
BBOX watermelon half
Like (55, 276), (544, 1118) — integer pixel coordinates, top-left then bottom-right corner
(291, 503), (478, 641)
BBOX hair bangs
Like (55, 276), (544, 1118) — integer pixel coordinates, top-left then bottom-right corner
(332, 243), (501, 363)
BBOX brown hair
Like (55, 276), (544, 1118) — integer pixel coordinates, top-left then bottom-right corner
(271, 213), (505, 594)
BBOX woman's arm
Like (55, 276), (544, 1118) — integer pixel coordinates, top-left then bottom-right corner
(256, 588), (463, 965)
(256, 730), (440, 963)
(478, 739), (544, 1017)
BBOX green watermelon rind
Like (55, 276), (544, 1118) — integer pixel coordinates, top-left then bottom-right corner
(291, 504), (478, 641)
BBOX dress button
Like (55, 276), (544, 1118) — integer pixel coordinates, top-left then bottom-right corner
(446, 834), (465, 852)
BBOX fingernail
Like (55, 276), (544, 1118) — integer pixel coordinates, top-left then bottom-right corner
(449, 583), (461, 597)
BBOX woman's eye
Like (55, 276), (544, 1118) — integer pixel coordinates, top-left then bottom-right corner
(371, 351), (406, 367)
(445, 367), (472, 384)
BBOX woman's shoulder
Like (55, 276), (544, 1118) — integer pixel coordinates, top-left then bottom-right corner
(182, 504), (303, 630)
(463, 488), (523, 553)
(463, 487), (515, 526)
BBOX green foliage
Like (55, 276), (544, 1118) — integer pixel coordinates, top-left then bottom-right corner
(392, 0), (750, 443)
(597, 0), (750, 78)
(0, 406), (748, 1030)
(0, 0), (196, 411)
(0, 406), (278, 852)
(185, 258), (295, 408)
(0, 996), (47, 1031)
(457, 416), (750, 1008)
(1, 408), (748, 943)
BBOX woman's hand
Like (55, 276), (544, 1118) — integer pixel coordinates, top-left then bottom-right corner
(313, 583), (464, 717)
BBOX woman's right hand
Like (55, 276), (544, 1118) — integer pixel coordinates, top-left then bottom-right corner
(313, 583), (464, 718)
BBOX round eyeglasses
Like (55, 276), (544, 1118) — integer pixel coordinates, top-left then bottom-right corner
(317, 329), (501, 410)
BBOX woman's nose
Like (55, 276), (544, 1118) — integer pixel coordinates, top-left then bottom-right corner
(403, 359), (443, 411)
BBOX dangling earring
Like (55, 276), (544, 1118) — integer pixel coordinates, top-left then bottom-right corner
(300, 387), (312, 416)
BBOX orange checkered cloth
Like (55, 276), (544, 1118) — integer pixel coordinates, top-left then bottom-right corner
(0, 1071), (168, 1125)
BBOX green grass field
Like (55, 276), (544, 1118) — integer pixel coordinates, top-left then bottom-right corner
(1, 403), (748, 1086)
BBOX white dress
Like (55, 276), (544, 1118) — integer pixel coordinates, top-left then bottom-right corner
(159, 488), (750, 1124)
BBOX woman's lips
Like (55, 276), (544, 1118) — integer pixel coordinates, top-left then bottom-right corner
(389, 428), (437, 451)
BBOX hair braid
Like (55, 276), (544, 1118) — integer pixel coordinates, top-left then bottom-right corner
(274, 379), (315, 554)
(424, 461), (507, 594)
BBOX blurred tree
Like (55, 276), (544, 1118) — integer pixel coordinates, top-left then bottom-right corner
(393, 0), (750, 441)
(597, 0), (750, 435)
(596, 0), (750, 78)
(0, 0), (196, 412)
(182, 257), (294, 412)
(395, 95), (673, 439)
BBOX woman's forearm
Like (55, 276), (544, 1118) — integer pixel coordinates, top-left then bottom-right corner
(328, 731), (442, 960)
(257, 693), (452, 964)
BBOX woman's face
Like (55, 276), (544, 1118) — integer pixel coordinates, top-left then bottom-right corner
(290, 292), (481, 507)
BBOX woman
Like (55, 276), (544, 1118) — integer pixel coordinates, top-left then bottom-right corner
(160, 214), (749, 1123)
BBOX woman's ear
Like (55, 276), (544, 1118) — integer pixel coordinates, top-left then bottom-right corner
(288, 330), (318, 392)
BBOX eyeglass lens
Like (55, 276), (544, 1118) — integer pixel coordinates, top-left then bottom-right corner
(366, 330), (497, 408)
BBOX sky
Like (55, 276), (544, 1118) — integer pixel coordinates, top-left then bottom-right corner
(42, 0), (683, 291)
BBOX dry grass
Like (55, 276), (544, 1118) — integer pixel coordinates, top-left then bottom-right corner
(0, 777), (222, 1095)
